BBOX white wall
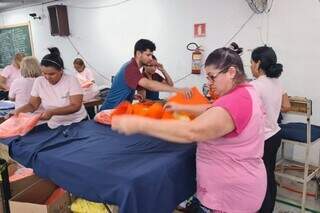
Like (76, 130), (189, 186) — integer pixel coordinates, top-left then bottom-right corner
(1, 0), (320, 133)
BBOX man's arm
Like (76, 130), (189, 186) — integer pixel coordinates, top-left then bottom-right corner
(138, 77), (178, 93)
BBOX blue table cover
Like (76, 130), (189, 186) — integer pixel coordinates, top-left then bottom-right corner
(0, 120), (196, 213)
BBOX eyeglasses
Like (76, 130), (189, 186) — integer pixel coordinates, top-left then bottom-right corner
(206, 70), (224, 82)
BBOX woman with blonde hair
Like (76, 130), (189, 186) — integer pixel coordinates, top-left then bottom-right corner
(0, 53), (25, 99)
(9, 56), (42, 109)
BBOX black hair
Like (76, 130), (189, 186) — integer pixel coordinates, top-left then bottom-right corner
(40, 47), (64, 70)
(73, 58), (85, 66)
(134, 39), (156, 56)
(152, 55), (157, 60)
(229, 42), (243, 55)
(251, 46), (283, 78)
(205, 45), (246, 84)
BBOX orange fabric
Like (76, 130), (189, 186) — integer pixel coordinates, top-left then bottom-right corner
(45, 188), (66, 205)
(95, 98), (201, 125)
(111, 101), (132, 116)
(147, 103), (164, 119)
(168, 87), (209, 105)
(161, 111), (174, 119)
(0, 113), (41, 138)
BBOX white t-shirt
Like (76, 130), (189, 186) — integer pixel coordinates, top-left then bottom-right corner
(76, 68), (98, 101)
(0, 64), (21, 89)
(9, 78), (35, 109)
(31, 73), (87, 129)
(250, 75), (285, 140)
(76, 67), (95, 84)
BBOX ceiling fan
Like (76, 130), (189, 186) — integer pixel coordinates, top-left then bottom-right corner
(245, 0), (268, 14)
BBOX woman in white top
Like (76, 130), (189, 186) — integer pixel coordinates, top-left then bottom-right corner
(9, 56), (42, 109)
(13, 47), (87, 129)
(250, 46), (290, 212)
(73, 58), (95, 84)
(73, 58), (99, 118)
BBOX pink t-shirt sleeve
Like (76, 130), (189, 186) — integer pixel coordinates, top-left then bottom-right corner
(69, 76), (83, 96)
(86, 69), (95, 82)
(1, 65), (12, 78)
(31, 78), (40, 97)
(213, 87), (253, 136)
(8, 79), (18, 99)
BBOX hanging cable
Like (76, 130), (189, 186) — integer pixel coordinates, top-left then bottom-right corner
(173, 73), (193, 84)
(67, 0), (132, 9)
(224, 12), (256, 46)
(66, 36), (111, 81)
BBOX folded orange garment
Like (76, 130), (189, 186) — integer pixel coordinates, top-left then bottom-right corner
(95, 88), (209, 125)
(95, 102), (166, 125)
(168, 87), (209, 105)
(0, 113), (41, 138)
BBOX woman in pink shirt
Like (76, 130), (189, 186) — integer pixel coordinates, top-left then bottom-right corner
(0, 53), (25, 99)
(9, 56), (42, 109)
(112, 46), (267, 212)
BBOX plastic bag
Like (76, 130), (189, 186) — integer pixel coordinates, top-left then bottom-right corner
(71, 198), (107, 213)
(0, 113), (41, 138)
(168, 86), (209, 105)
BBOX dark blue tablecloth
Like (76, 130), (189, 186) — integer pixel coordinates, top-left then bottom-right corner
(0, 120), (196, 213)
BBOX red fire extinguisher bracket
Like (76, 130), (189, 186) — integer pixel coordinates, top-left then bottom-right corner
(187, 42), (204, 74)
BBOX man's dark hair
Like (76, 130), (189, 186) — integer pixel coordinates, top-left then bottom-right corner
(134, 39), (156, 55)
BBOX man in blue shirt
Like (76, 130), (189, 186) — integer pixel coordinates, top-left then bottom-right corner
(100, 39), (190, 110)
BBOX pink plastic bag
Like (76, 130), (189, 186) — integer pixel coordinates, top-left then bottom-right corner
(0, 113), (41, 138)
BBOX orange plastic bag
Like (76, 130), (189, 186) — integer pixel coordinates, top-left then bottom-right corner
(0, 113), (41, 138)
(111, 101), (133, 117)
(147, 102), (164, 119)
(169, 87), (209, 105)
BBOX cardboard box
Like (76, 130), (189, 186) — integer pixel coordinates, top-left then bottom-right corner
(10, 179), (71, 213)
(10, 173), (40, 197)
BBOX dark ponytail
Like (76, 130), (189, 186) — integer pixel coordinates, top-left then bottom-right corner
(41, 47), (64, 70)
(251, 46), (283, 78)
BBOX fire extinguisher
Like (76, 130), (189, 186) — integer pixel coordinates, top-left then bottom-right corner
(187, 42), (203, 74)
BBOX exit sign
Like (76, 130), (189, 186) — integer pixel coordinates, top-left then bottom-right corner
(194, 23), (206, 37)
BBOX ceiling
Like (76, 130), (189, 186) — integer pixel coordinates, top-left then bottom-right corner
(0, 0), (58, 12)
